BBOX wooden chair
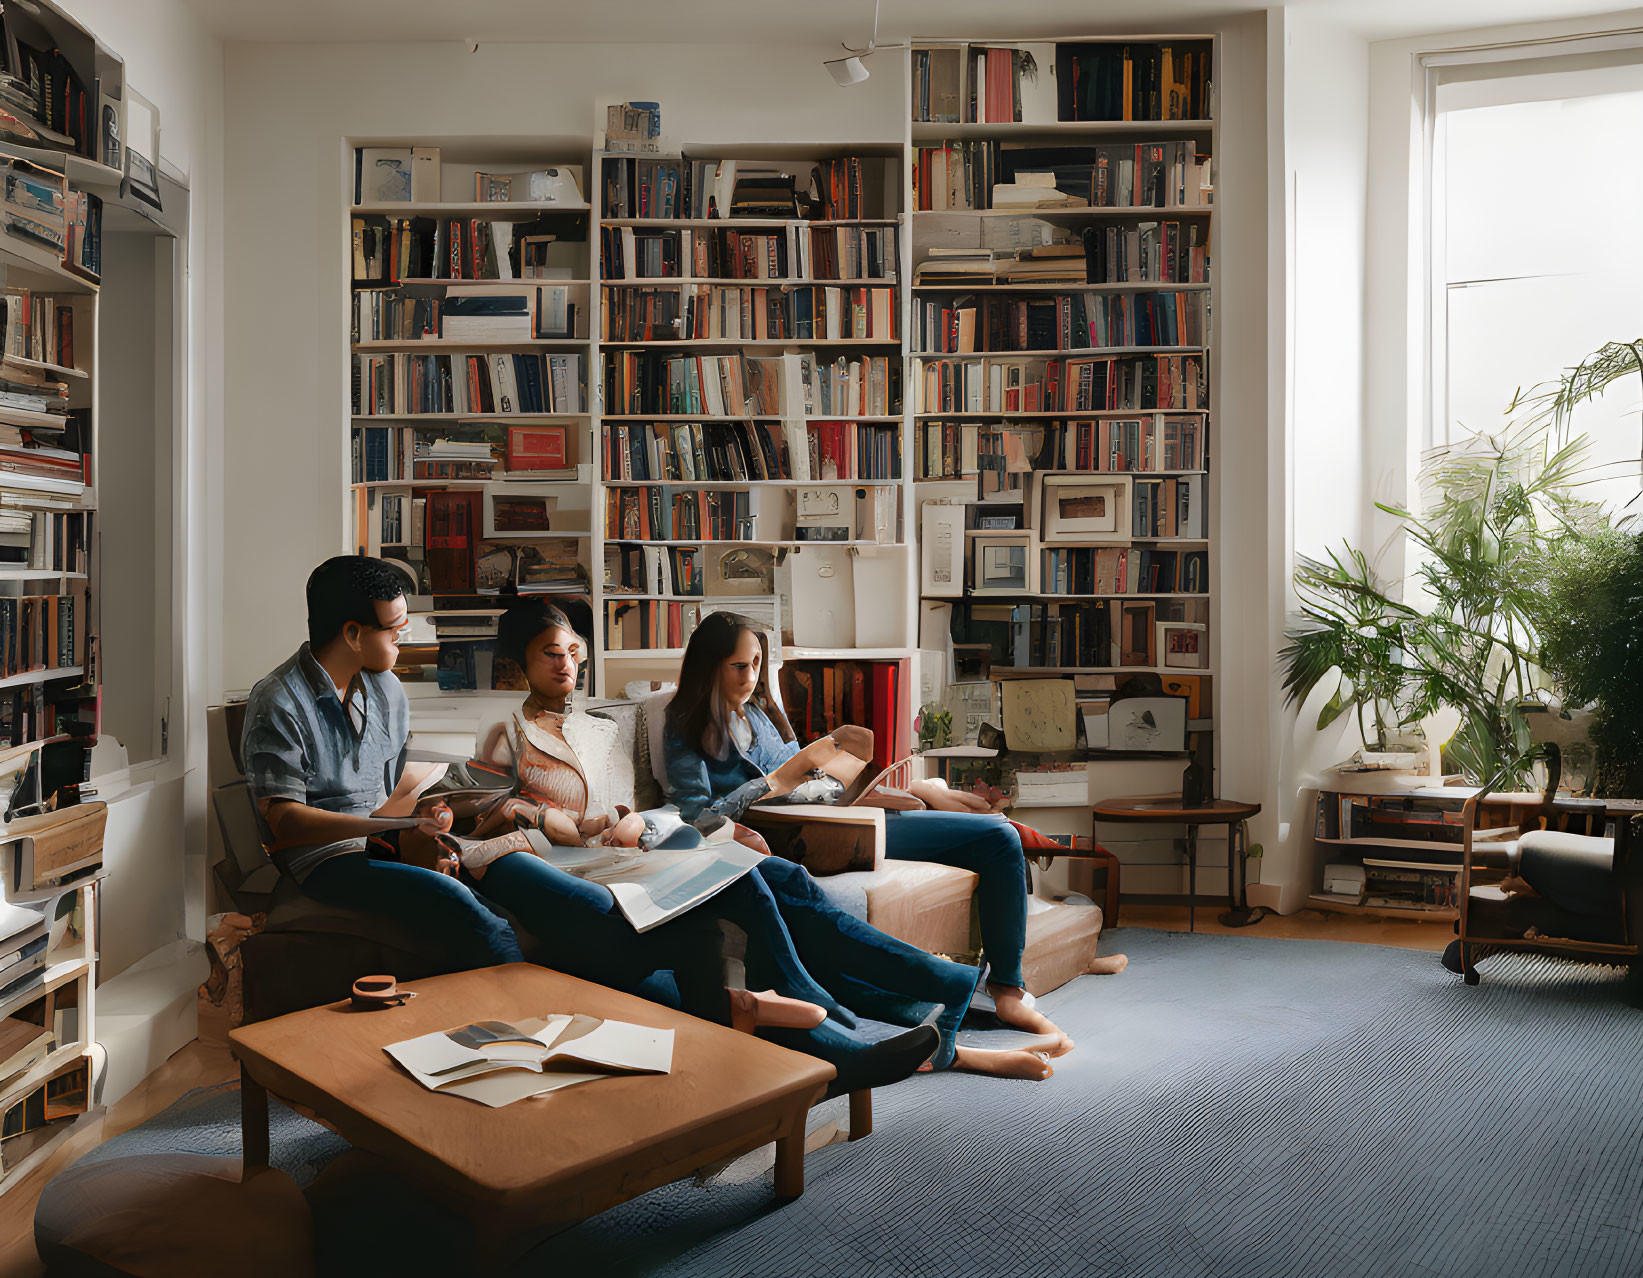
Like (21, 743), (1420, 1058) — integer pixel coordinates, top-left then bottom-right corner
(1446, 746), (1639, 987)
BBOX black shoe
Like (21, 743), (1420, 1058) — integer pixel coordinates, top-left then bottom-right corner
(763, 1017), (939, 1092)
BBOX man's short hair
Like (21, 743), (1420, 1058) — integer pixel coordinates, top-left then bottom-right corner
(306, 555), (406, 649)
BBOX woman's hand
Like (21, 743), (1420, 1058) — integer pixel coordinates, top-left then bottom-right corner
(416, 801), (454, 838)
(532, 806), (583, 845)
(602, 812), (648, 847)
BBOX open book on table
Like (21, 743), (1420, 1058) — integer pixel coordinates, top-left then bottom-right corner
(384, 1013), (674, 1108)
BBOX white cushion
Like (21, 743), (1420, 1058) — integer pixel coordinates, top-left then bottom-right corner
(563, 710), (635, 816)
(633, 686), (677, 790)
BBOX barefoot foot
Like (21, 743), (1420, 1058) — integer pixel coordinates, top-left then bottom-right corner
(727, 989), (827, 1035)
(953, 1045), (1053, 1080)
(987, 984), (1075, 1057)
(1088, 953), (1129, 975)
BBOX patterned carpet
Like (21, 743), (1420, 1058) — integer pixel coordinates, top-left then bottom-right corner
(62, 929), (1643, 1277)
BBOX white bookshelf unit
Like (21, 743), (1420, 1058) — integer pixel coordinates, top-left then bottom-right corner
(0, 0), (137, 1194)
(908, 36), (1217, 777)
(590, 138), (912, 750)
(338, 36), (1220, 804)
(347, 137), (596, 694)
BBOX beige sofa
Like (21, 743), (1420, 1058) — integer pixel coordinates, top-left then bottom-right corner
(213, 694), (1107, 1023)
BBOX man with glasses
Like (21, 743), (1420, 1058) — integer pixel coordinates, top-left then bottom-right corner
(240, 555), (523, 968)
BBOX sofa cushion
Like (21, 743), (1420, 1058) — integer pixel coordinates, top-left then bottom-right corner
(564, 707), (638, 815)
(630, 684), (677, 791)
(825, 859), (978, 958)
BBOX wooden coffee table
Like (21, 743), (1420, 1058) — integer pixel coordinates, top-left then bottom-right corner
(229, 964), (835, 1257)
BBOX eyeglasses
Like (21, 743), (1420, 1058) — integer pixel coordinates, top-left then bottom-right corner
(362, 619), (412, 639)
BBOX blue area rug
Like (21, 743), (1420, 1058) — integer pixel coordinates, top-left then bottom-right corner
(74, 929), (1643, 1277)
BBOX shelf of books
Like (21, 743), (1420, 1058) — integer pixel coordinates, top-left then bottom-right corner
(0, 0), (126, 1194)
(908, 36), (1216, 768)
(349, 141), (595, 693)
(591, 133), (912, 747)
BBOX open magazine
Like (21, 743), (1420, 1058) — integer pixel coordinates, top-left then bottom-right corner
(384, 1013), (673, 1108)
(515, 815), (764, 932)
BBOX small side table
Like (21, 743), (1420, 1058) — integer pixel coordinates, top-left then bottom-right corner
(1090, 795), (1263, 931)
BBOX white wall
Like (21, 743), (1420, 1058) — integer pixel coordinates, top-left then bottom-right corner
(220, 20), (1273, 901)
(1258, 9), (1375, 912)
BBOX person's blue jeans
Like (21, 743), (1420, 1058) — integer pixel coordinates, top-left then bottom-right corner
(477, 847), (854, 1024)
(753, 856), (981, 1070)
(479, 850), (931, 1085)
(882, 811), (1029, 990)
(300, 851), (523, 969)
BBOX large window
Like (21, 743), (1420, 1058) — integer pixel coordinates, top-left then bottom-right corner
(1430, 48), (1643, 508)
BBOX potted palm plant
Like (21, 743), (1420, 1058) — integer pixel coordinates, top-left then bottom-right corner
(1282, 412), (1606, 785)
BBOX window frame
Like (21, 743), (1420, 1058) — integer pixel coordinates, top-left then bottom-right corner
(1417, 29), (1643, 451)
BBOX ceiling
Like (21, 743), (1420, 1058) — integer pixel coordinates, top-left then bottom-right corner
(179, 0), (1632, 47)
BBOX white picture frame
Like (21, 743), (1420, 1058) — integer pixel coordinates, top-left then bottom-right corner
(1038, 473), (1132, 543)
(1107, 695), (1188, 753)
(1158, 621), (1208, 670)
(971, 534), (1031, 595)
(482, 484), (560, 538)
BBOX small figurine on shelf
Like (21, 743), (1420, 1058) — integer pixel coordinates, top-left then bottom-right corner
(916, 702), (953, 752)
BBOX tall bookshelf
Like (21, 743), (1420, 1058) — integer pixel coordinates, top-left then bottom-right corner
(338, 33), (1222, 783)
(348, 138), (595, 693)
(907, 37), (1217, 777)
(0, 0), (127, 1194)
(590, 139), (913, 754)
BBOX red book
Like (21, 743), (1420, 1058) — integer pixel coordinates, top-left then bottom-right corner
(869, 662), (900, 775)
(507, 424), (569, 471)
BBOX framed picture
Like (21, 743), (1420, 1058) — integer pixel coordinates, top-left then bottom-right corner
(1038, 474), (1131, 542)
(475, 171), (513, 202)
(506, 424), (573, 473)
(358, 146), (412, 204)
(972, 535), (1030, 595)
(706, 546), (775, 595)
(124, 88), (163, 210)
(483, 484), (560, 538)
(1107, 695), (1188, 752)
(1159, 621), (1208, 670)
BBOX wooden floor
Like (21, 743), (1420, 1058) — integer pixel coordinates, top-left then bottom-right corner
(0, 906), (1447, 1276)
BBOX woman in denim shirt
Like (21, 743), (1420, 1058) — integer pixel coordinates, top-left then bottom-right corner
(665, 611), (1076, 1058)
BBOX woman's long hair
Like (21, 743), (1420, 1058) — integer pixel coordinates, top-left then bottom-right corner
(666, 612), (795, 759)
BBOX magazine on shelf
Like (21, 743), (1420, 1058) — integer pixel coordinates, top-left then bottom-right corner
(385, 1013), (673, 1108)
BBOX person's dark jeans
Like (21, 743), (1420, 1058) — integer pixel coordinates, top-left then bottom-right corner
(882, 810), (1029, 989)
(301, 851), (523, 969)
(477, 847), (852, 1024)
(753, 855), (981, 1070)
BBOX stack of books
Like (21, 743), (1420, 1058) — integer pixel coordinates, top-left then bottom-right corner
(992, 173), (1089, 211)
(996, 245), (1087, 284)
(915, 249), (996, 286)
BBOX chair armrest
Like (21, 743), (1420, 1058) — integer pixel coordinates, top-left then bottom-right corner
(742, 804), (885, 875)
